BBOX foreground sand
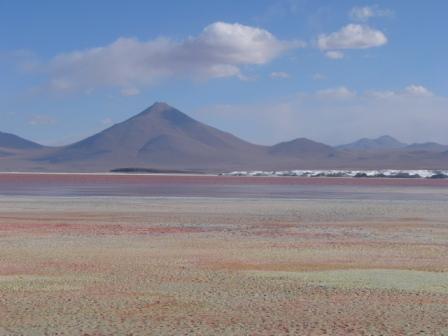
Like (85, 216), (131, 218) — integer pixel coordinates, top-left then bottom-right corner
(0, 197), (447, 335)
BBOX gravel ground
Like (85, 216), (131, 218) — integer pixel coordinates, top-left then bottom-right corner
(0, 196), (447, 335)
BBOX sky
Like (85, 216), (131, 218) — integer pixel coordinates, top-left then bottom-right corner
(1, 0), (447, 146)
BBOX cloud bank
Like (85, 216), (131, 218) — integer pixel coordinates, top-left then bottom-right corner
(41, 22), (303, 95)
(196, 85), (448, 146)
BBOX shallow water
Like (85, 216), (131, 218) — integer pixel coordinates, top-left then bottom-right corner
(0, 173), (447, 201)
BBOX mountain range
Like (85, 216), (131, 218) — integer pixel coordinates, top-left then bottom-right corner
(1, 102), (448, 172)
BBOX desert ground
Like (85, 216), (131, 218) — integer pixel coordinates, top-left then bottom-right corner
(1, 196), (448, 335)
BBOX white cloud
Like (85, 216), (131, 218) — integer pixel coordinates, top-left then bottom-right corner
(404, 85), (434, 97)
(101, 118), (114, 126)
(316, 86), (356, 99)
(368, 85), (434, 99)
(350, 6), (393, 22)
(317, 24), (387, 50)
(49, 78), (73, 91)
(270, 71), (290, 79)
(28, 115), (56, 126)
(324, 50), (344, 59)
(365, 90), (396, 99)
(312, 73), (326, 81)
(120, 87), (140, 97)
(41, 22), (303, 94)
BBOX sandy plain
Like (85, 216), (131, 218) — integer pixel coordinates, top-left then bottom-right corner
(0, 196), (447, 335)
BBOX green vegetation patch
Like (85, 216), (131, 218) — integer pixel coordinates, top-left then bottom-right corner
(248, 269), (448, 293)
(0, 274), (93, 292)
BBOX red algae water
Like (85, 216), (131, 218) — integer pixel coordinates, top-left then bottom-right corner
(0, 173), (447, 200)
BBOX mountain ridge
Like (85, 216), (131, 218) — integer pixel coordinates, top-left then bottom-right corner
(338, 135), (407, 151)
(0, 131), (43, 150)
(1, 102), (448, 172)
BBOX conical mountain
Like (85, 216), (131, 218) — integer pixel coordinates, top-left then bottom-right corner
(39, 102), (267, 170)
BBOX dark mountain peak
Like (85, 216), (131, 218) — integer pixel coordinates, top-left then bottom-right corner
(358, 135), (402, 144)
(375, 135), (404, 144)
(338, 135), (406, 151)
(0, 131), (42, 150)
(133, 102), (194, 126)
(142, 102), (173, 114)
(287, 137), (320, 145)
(273, 137), (331, 147)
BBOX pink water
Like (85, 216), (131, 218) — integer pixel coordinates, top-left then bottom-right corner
(0, 173), (447, 200)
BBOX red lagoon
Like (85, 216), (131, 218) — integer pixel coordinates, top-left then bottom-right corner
(0, 173), (447, 200)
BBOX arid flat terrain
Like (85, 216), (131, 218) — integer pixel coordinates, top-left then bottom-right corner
(1, 196), (447, 335)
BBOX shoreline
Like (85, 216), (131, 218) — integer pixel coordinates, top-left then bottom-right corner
(0, 171), (215, 177)
(1, 171), (448, 182)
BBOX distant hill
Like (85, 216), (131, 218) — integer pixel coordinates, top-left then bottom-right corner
(405, 142), (448, 152)
(1, 103), (448, 172)
(0, 131), (42, 150)
(269, 138), (336, 157)
(338, 135), (407, 151)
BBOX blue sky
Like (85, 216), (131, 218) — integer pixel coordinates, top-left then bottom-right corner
(1, 0), (447, 145)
